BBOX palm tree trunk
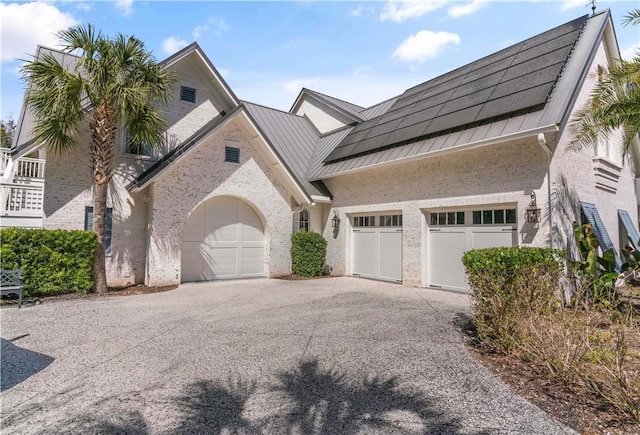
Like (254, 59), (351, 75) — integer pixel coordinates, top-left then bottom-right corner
(93, 181), (108, 294)
(90, 102), (116, 295)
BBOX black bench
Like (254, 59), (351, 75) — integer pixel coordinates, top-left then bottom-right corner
(1, 269), (24, 308)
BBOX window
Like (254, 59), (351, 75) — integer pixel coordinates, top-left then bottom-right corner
(472, 209), (517, 225)
(379, 214), (402, 227)
(85, 207), (113, 254)
(180, 86), (196, 103)
(225, 146), (240, 163)
(594, 137), (612, 160)
(298, 209), (309, 232)
(124, 130), (153, 157)
(430, 211), (464, 226)
(353, 216), (375, 227)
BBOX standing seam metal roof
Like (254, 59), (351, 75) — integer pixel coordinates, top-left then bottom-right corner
(309, 11), (612, 180)
(242, 101), (329, 198)
(323, 14), (590, 164)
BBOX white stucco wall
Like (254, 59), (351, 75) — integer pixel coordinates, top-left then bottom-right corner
(145, 120), (294, 286)
(550, 40), (638, 258)
(293, 97), (354, 134)
(321, 139), (552, 287)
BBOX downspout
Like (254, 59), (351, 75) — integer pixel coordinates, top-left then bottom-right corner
(538, 132), (558, 250)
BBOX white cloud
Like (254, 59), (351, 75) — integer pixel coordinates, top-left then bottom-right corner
(448, 0), (489, 17)
(392, 30), (460, 64)
(75, 3), (92, 12)
(192, 24), (209, 39)
(621, 42), (639, 61)
(350, 4), (364, 17)
(380, 0), (449, 22)
(559, 0), (585, 11)
(115, 0), (133, 16)
(192, 17), (230, 39)
(0, 2), (78, 62)
(162, 37), (188, 55)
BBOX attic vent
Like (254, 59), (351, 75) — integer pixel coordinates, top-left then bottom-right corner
(180, 86), (196, 103)
(225, 146), (240, 163)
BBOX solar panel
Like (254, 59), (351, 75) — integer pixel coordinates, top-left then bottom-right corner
(324, 14), (588, 164)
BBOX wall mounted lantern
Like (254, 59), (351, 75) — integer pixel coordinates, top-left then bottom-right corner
(331, 209), (340, 228)
(525, 191), (541, 224)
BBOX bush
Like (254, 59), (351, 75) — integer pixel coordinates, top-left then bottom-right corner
(291, 231), (327, 277)
(0, 228), (97, 296)
(462, 246), (564, 353)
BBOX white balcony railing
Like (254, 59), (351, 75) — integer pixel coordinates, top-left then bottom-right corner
(1, 183), (44, 216)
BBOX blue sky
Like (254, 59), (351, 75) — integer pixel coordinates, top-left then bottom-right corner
(1, 1), (638, 121)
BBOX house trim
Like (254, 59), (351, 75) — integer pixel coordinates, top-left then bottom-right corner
(311, 123), (560, 181)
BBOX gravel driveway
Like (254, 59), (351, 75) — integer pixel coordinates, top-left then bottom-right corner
(1, 277), (574, 434)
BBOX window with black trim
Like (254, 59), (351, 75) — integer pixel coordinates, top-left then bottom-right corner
(472, 209), (516, 225)
(225, 146), (240, 163)
(85, 207), (113, 254)
(430, 211), (464, 226)
(298, 209), (310, 232)
(180, 86), (196, 103)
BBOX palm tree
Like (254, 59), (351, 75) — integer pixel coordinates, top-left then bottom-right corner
(570, 9), (640, 156)
(20, 24), (175, 294)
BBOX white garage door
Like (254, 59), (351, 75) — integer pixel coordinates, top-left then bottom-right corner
(352, 214), (403, 283)
(181, 196), (264, 282)
(427, 208), (517, 291)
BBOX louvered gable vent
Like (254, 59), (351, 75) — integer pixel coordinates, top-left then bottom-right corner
(225, 146), (240, 163)
(180, 86), (196, 103)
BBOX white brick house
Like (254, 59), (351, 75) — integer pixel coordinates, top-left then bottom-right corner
(7, 10), (640, 291)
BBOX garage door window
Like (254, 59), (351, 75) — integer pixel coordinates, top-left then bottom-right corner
(380, 214), (402, 227)
(353, 216), (376, 227)
(472, 209), (516, 225)
(430, 211), (464, 226)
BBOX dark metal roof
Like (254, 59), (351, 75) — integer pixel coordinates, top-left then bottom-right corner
(243, 101), (330, 199)
(323, 14), (589, 164)
(360, 96), (398, 120)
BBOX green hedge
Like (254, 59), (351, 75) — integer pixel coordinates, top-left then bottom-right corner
(0, 228), (97, 296)
(462, 246), (564, 353)
(291, 231), (327, 277)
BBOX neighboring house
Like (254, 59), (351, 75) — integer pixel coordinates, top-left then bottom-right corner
(4, 10), (640, 292)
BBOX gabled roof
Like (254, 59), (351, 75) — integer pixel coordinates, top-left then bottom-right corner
(128, 102), (331, 202)
(290, 88), (366, 123)
(242, 101), (331, 200)
(324, 14), (591, 164)
(160, 42), (239, 108)
(11, 42), (238, 153)
(310, 10), (614, 179)
(12, 47), (80, 155)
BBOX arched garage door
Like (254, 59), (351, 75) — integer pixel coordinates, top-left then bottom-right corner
(181, 196), (264, 282)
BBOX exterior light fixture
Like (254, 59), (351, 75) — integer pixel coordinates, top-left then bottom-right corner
(331, 209), (340, 228)
(525, 191), (541, 224)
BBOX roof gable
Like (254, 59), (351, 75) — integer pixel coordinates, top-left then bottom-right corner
(323, 14), (590, 164)
(290, 88), (366, 124)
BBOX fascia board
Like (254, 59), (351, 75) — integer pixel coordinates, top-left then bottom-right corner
(310, 124), (559, 181)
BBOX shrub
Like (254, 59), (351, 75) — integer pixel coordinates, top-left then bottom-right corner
(462, 246), (564, 353)
(291, 231), (327, 277)
(0, 228), (97, 296)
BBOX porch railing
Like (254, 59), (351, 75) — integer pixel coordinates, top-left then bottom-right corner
(1, 183), (44, 216)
